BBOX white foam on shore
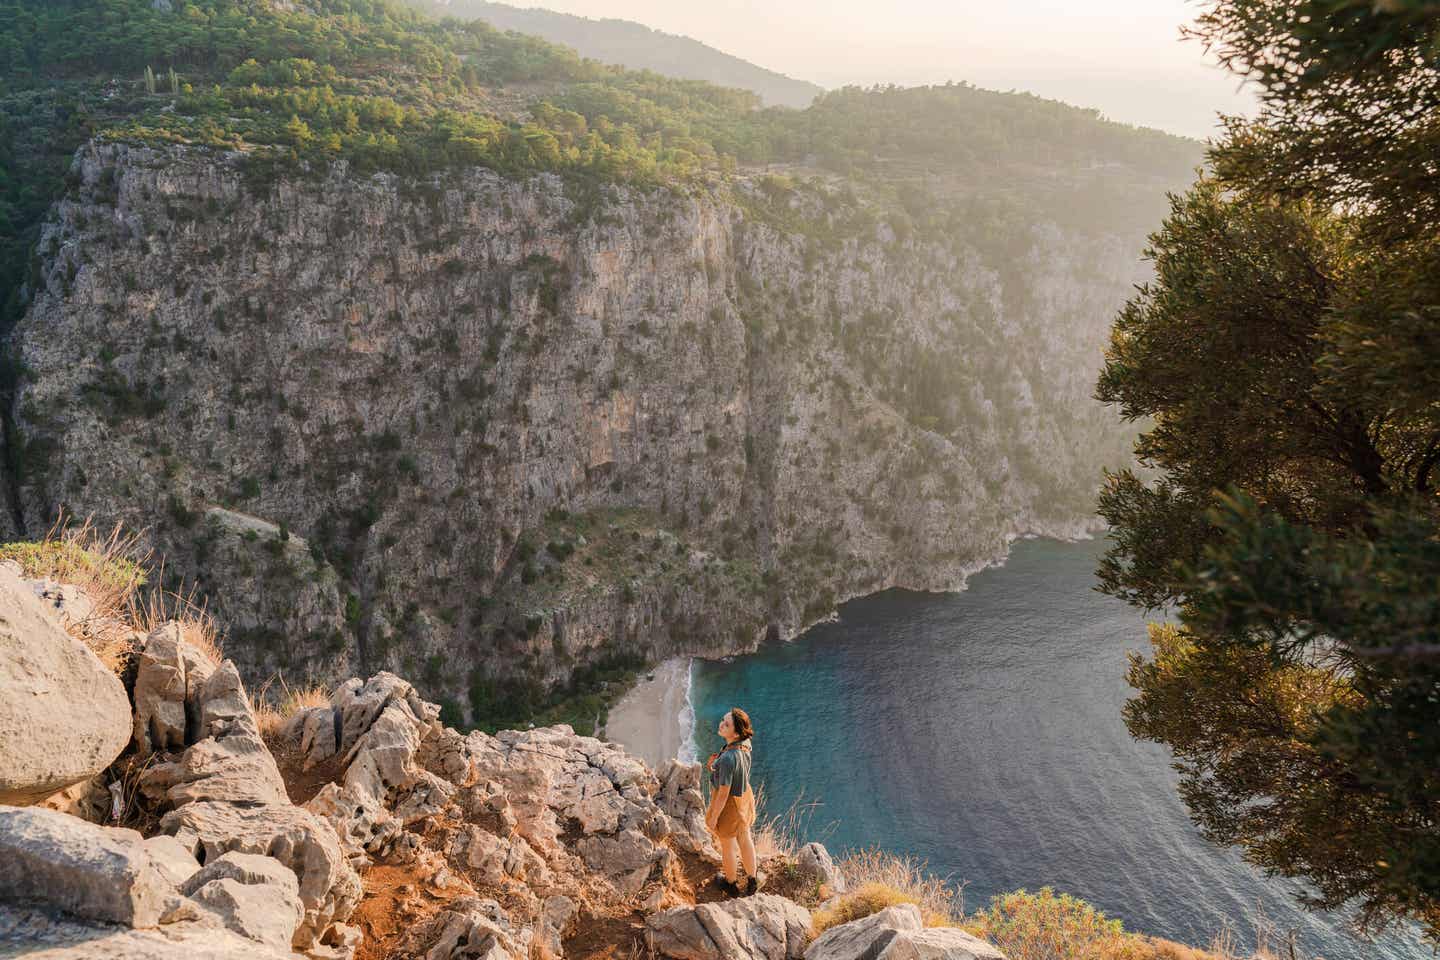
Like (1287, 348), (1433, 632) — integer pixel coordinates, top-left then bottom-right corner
(677, 658), (699, 764)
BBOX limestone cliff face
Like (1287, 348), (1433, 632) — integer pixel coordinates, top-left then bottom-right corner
(7, 142), (1146, 712)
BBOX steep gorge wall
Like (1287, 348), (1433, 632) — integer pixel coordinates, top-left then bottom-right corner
(6, 142), (1146, 714)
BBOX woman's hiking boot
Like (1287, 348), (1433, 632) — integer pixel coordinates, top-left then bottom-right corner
(712, 874), (741, 897)
(743, 874), (762, 896)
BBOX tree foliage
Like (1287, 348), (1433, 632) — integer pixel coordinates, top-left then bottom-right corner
(1099, 0), (1440, 940)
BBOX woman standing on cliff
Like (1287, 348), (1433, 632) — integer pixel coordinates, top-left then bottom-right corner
(705, 707), (760, 896)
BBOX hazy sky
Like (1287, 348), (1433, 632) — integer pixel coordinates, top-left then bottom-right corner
(507, 0), (1255, 140)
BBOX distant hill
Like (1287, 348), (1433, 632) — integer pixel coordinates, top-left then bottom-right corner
(426, 0), (824, 108)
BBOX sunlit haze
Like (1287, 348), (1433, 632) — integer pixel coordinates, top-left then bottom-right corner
(504, 0), (1254, 140)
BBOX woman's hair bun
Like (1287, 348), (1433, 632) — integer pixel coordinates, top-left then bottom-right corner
(728, 707), (754, 740)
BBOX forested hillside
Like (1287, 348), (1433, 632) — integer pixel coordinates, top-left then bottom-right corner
(0, 0), (1196, 325)
(420, 0), (824, 108)
(0, 0), (1198, 727)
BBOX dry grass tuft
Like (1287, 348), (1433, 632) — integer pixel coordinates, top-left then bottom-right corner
(106, 751), (165, 836)
(0, 516), (151, 667)
(812, 881), (955, 934)
(0, 516), (150, 608)
(0, 514), (226, 672)
(810, 848), (965, 933)
(752, 785), (828, 860)
(133, 578), (224, 666)
(252, 676), (333, 745)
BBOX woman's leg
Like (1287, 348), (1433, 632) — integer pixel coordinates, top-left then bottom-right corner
(720, 834), (739, 883)
(737, 825), (757, 879)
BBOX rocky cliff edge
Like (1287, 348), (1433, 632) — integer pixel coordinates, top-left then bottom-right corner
(0, 546), (1007, 960)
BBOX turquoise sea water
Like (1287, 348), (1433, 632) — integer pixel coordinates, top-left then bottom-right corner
(688, 537), (1429, 960)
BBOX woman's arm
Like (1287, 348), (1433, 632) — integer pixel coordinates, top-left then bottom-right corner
(706, 784), (730, 831)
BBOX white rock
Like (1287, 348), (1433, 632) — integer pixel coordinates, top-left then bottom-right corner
(0, 805), (177, 928)
(398, 897), (530, 960)
(896, 927), (1007, 960)
(0, 566), (130, 804)
(538, 895), (576, 956)
(181, 852), (304, 951)
(804, 904), (920, 960)
(140, 661), (289, 809)
(161, 800), (360, 949)
(131, 622), (216, 758)
(795, 843), (846, 896)
(142, 835), (201, 888)
(0, 902), (297, 959)
(804, 904), (1003, 960)
(648, 894), (812, 960)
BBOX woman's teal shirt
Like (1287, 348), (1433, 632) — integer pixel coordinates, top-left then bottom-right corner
(711, 740), (752, 794)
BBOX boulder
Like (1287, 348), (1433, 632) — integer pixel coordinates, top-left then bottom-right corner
(805, 904), (919, 960)
(795, 843), (846, 896)
(894, 927), (1007, 960)
(181, 852), (304, 951)
(647, 894), (812, 960)
(161, 799), (361, 949)
(0, 902), (297, 960)
(0, 805), (178, 928)
(131, 622), (216, 758)
(804, 904), (1005, 960)
(0, 566), (130, 804)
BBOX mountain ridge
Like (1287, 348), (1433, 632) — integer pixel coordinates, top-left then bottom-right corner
(422, 0), (825, 108)
(0, 0), (1195, 727)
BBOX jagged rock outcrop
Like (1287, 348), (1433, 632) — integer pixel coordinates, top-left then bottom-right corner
(132, 621), (219, 758)
(142, 657), (290, 808)
(0, 565), (130, 804)
(0, 608), (1014, 960)
(290, 672), (456, 865)
(647, 894), (813, 960)
(161, 791), (360, 951)
(11, 141), (1146, 706)
(0, 804), (323, 959)
(395, 897), (532, 960)
(127, 625), (361, 953)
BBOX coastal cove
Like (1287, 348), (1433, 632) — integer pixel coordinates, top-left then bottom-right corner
(609, 537), (1430, 960)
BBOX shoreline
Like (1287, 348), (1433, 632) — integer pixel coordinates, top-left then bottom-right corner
(602, 531), (1103, 768)
(604, 657), (693, 768)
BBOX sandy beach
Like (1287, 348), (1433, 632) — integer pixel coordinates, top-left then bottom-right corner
(604, 658), (692, 768)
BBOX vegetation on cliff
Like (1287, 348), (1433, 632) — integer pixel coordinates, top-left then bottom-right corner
(1097, 0), (1440, 940)
(0, 1), (1197, 734)
(0, 0), (1195, 325)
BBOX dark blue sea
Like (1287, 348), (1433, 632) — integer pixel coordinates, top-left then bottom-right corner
(687, 537), (1430, 960)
